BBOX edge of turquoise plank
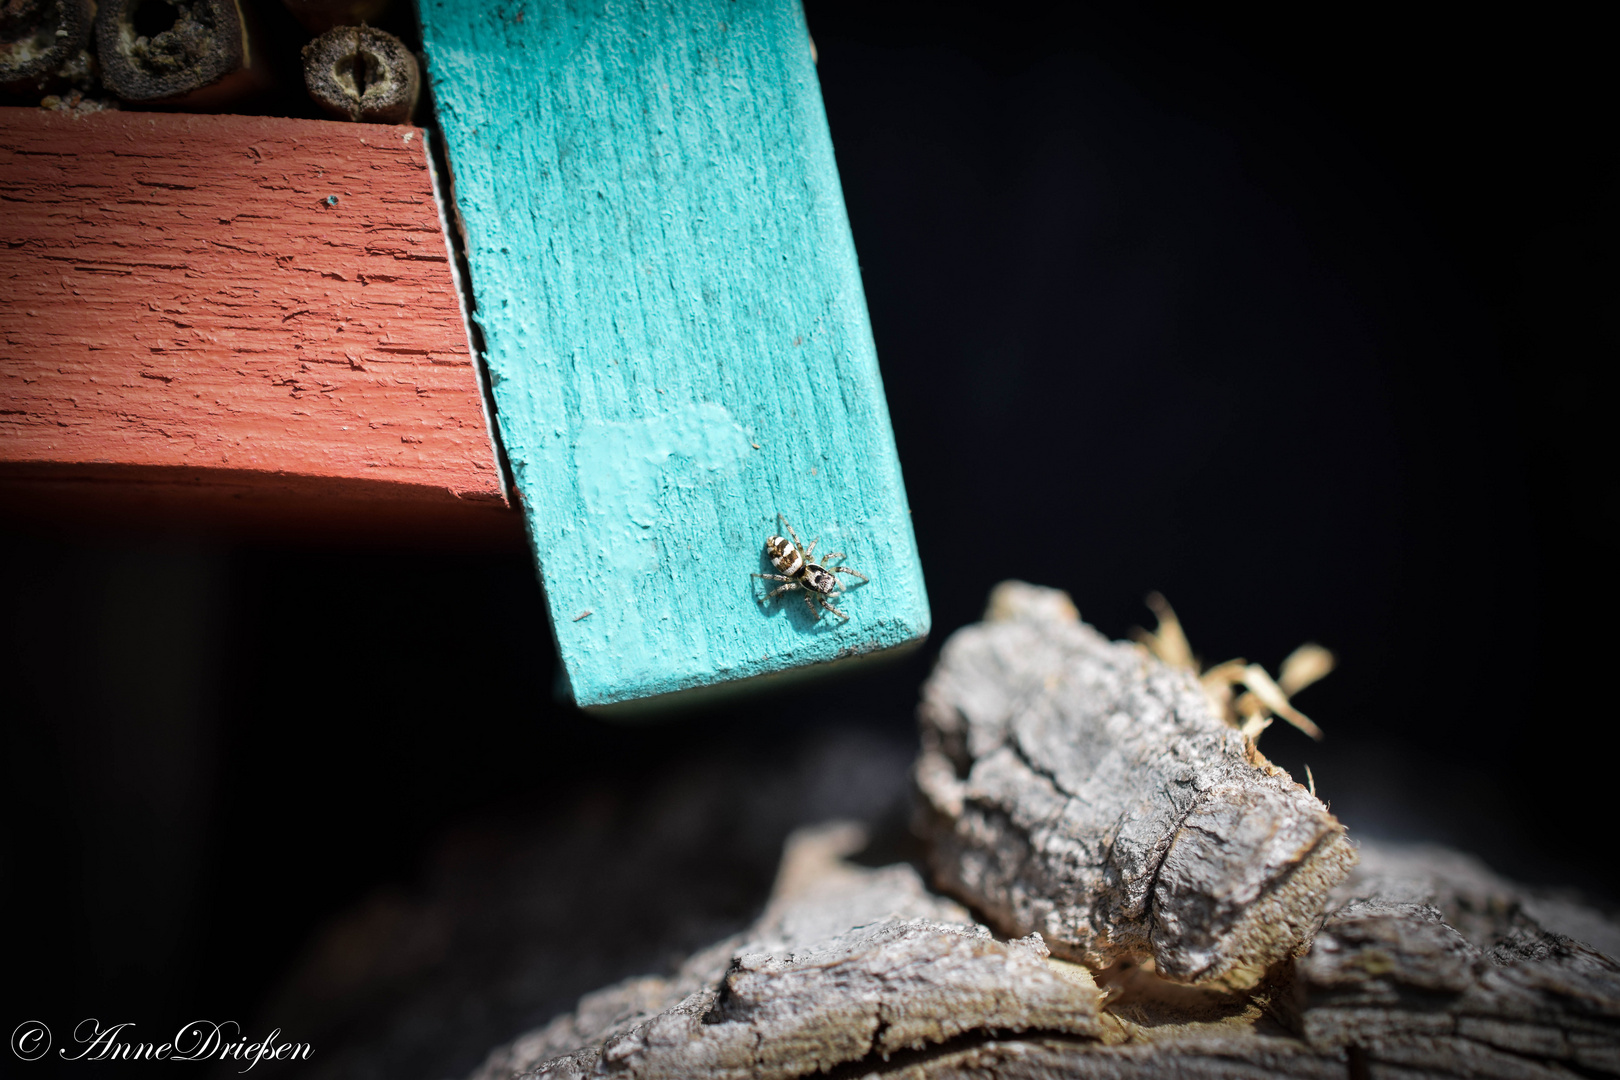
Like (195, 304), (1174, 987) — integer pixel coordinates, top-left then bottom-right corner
(421, 0), (929, 706)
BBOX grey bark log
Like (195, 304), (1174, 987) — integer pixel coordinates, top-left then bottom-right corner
(473, 822), (1114, 1075)
(915, 581), (1356, 989)
(474, 822), (1113, 1080)
(470, 827), (1620, 1080)
(252, 729), (918, 1080)
(1292, 843), (1620, 1078)
(459, 583), (1618, 1079)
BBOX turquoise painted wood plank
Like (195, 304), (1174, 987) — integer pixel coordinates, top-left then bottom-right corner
(419, 0), (929, 707)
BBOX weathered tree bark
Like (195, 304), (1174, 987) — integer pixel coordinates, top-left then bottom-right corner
(461, 584), (1619, 1079)
(471, 823), (1117, 1080)
(469, 824), (1620, 1080)
(915, 581), (1356, 989)
(1291, 843), (1620, 1077)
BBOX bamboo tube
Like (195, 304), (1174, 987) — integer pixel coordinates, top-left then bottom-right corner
(301, 24), (416, 124)
(95, 0), (268, 109)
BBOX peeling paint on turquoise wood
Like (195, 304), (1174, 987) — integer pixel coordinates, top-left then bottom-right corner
(419, 0), (929, 706)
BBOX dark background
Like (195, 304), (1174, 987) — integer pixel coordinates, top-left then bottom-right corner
(3, 2), (1613, 1076)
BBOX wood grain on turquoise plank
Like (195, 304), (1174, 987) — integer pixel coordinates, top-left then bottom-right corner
(420, 0), (928, 705)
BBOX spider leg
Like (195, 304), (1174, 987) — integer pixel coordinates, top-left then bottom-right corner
(828, 566), (869, 583)
(821, 551), (845, 564)
(762, 581), (802, 602)
(752, 573), (793, 581)
(817, 595), (850, 621)
(803, 537), (817, 562)
(802, 591), (822, 618)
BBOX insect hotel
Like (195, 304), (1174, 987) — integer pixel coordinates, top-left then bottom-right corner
(4, 2), (1615, 1079)
(1, 0), (930, 709)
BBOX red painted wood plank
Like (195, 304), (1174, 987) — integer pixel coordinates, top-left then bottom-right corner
(0, 107), (514, 539)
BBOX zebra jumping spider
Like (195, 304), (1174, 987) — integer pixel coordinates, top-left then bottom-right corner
(753, 514), (869, 621)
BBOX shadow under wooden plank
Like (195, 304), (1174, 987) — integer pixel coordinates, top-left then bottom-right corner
(0, 461), (524, 548)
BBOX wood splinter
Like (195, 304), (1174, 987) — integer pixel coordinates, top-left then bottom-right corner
(1133, 590), (1334, 741)
(302, 24), (417, 124)
(916, 580), (1358, 990)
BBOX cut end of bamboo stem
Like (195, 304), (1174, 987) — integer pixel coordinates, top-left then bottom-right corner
(302, 24), (418, 124)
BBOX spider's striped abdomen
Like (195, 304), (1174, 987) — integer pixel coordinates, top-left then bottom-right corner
(765, 534), (803, 576)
